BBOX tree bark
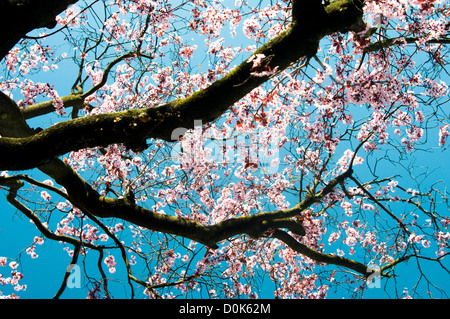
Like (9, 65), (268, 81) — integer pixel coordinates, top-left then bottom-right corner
(0, 0), (78, 60)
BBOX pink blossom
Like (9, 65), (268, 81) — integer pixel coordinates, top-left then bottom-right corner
(406, 188), (420, 197)
(402, 288), (413, 299)
(336, 149), (363, 174)
(251, 67), (279, 77)
(406, 126), (424, 143)
(248, 53), (265, 68)
(42, 179), (54, 187)
(26, 246), (38, 259)
(388, 180), (398, 192)
(421, 239), (431, 248)
(243, 17), (261, 39)
(415, 111), (425, 122)
(340, 201), (353, 217)
(408, 233), (424, 244)
(56, 5), (85, 27)
(439, 124), (449, 145)
(328, 232), (341, 245)
(104, 255), (117, 274)
(9, 261), (18, 270)
(34, 237), (44, 245)
(114, 223), (125, 233)
(179, 44), (197, 59)
(344, 227), (359, 247)
(40, 191), (51, 202)
(361, 202), (375, 210)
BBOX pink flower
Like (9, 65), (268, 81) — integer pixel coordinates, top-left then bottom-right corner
(56, 5), (85, 27)
(408, 233), (424, 244)
(328, 232), (340, 245)
(42, 179), (54, 187)
(248, 53), (265, 68)
(14, 284), (27, 292)
(422, 239), (431, 248)
(104, 255), (116, 273)
(406, 188), (419, 198)
(114, 223), (125, 232)
(388, 180), (398, 192)
(340, 201), (353, 217)
(179, 44), (197, 59)
(402, 288), (412, 299)
(232, 182), (246, 202)
(9, 261), (19, 270)
(439, 124), (449, 146)
(361, 202), (374, 210)
(26, 246), (38, 259)
(415, 111), (425, 122)
(251, 66), (279, 77)
(344, 227), (359, 247)
(243, 17), (261, 39)
(40, 191), (51, 201)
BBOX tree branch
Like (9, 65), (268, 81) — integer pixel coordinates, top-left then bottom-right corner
(2, 178), (99, 251)
(0, 0), (79, 60)
(53, 245), (81, 299)
(364, 36), (450, 53)
(80, 51), (147, 100)
(349, 175), (409, 235)
(21, 50), (154, 120)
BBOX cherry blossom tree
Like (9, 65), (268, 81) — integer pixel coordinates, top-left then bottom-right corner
(0, 0), (449, 299)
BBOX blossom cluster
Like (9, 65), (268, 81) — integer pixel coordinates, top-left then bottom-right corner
(0, 258), (26, 299)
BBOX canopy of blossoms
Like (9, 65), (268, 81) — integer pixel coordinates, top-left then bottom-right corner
(0, 0), (449, 299)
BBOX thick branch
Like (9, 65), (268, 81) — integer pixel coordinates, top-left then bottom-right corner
(21, 50), (154, 121)
(0, 0), (78, 60)
(33, 162), (352, 251)
(0, 91), (35, 137)
(0, 0), (366, 171)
